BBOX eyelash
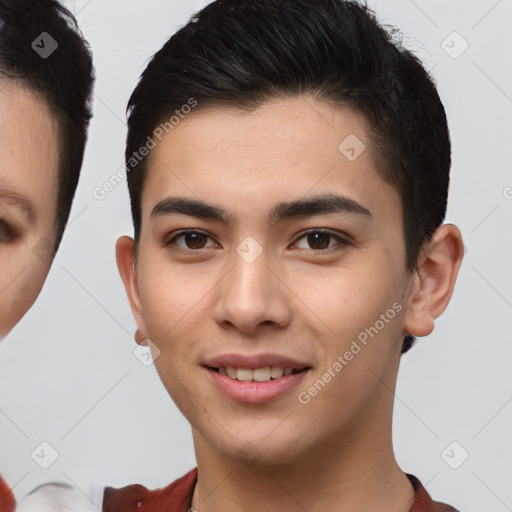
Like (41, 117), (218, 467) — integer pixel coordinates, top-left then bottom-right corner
(164, 228), (351, 254)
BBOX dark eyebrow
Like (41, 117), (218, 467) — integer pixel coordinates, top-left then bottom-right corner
(268, 193), (372, 225)
(0, 188), (36, 225)
(151, 193), (371, 227)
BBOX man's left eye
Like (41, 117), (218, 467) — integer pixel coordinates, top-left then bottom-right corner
(293, 230), (349, 251)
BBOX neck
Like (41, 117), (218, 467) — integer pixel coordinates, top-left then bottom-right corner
(190, 359), (415, 512)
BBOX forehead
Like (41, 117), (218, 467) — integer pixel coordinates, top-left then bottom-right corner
(142, 96), (400, 225)
(0, 80), (60, 228)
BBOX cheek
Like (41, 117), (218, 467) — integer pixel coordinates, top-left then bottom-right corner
(137, 257), (214, 351)
(300, 263), (406, 375)
(304, 264), (398, 328)
(0, 254), (50, 336)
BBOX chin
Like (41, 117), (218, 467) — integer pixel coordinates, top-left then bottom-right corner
(210, 432), (307, 467)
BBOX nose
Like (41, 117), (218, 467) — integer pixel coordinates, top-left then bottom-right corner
(213, 247), (292, 335)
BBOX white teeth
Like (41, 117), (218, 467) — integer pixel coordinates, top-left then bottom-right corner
(252, 367), (271, 382)
(236, 368), (253, 381)
(270, 366), (284, 378)
(218, 366), (301, 381)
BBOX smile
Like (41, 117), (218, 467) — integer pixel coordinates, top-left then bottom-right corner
(205, 366), (311, 403)
(212, 366), (307, 382)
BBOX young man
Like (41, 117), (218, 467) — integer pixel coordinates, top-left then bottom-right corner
(110, 1), (464, 510)
(0, 0), (94, 509)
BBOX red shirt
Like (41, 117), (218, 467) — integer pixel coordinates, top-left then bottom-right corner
(0, 474), (15, 512)
(102, 468), (460, 512)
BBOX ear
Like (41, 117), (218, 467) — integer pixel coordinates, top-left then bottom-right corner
(115, 236), (148, 345)
(403, 224), (464, 337)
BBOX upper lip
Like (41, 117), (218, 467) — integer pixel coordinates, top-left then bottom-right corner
(203, 353), (311, 370)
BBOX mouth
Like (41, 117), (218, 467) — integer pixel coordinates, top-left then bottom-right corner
(206, 365), (310, 382)
(204, 364), (311, 404)
(202, 353), (312, 403)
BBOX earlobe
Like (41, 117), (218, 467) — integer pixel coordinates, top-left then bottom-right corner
(402, 224), (464, 338)
(115, 236), (148, 344)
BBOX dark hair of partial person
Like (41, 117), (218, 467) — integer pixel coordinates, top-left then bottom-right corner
(0, 0), (94, 250)
(124, 0), (451, 354)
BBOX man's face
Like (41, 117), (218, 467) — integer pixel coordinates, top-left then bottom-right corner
(127, 96), (414, 465)
(0, 81), (59, 338)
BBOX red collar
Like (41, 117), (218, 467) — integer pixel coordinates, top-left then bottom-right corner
(102, 467), (460, 512)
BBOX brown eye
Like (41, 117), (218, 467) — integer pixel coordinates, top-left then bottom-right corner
(0, 218), (17, 243)
(182, 232), (208, 249)
(165, 230), (217, 251)
(294, 229), (350, 252)
(307, 232), (331, 250)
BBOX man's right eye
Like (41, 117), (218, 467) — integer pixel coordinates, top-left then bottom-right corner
(0, 217), (17, 243)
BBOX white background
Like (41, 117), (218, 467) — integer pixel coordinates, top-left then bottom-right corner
(0, 1), (511, 510)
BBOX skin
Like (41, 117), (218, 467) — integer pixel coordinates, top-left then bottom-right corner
(0, 80), (59, 339)
(117, 95), (464, 512)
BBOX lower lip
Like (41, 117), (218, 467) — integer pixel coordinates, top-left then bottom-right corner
(205, 367), (310, 404)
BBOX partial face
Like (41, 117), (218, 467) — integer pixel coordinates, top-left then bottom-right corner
(0, 80), (59, 338)
(121, 96), (415, 465)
